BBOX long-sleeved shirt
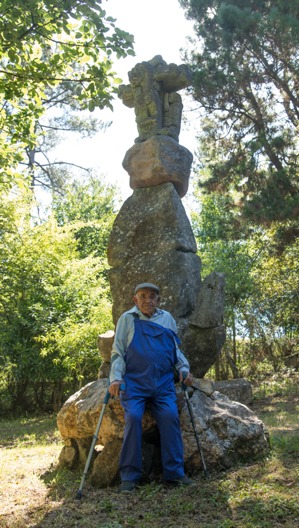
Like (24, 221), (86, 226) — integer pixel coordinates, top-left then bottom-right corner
(109, 306), (190, 383)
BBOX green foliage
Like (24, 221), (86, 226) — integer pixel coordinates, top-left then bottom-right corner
(181, 1), (299, 377)
(0, 137), (117, 413)
(192, 193), (255, 315)
(253, 372), (299, 399)
(52, 174), (118, 258)
(0, 0), (134, 188)
(37, 253), (112, 383)
(191, 192), (299, 379)
(249, 226), (299, 336)
(181, 0), (299, 226)
(0, 178), (116, 413)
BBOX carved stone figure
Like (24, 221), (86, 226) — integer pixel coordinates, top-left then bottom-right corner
(56, 55), (270, 490)
(118, 55), (192, 142)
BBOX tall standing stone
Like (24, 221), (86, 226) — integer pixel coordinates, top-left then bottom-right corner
(107, 55), (225, 374)
(107, 182), (201, 330)
(56, 57), (269, 490)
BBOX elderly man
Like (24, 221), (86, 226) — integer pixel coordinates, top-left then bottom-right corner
(109, 282), (194, 493)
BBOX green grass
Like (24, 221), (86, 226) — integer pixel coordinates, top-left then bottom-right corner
(0, 376), (299, 528)
(252, 373), (299, 400)
(0, 414), (61, 447)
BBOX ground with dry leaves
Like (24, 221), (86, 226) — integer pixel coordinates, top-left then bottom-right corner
(0, 375), (298, 528)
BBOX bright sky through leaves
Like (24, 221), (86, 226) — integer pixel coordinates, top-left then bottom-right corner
(52, 0), (196, 199)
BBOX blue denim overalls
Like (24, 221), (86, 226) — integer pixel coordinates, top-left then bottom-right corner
(119, 316), (185, 482)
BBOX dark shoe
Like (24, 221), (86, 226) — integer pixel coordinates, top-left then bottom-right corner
(118, 480), (136, 493)
(166, 475), (195, 487)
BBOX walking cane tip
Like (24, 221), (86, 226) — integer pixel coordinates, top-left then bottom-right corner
(75, 490), (82, 500)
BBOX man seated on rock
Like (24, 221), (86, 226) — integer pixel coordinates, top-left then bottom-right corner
(108, 282), (194, 493)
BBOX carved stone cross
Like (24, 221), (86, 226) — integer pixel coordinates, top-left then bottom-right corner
(118, 55), (192, 143)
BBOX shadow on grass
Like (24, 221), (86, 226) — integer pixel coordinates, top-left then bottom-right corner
(32, 462), (299, 528)
(2, 392), (298, 528)
(33, 470), (234, 528)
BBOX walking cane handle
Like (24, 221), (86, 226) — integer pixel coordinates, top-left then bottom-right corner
(181, 372), (188, 391)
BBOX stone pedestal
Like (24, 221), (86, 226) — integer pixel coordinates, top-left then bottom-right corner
(97, 330), (114, 379)
(57, 378), (270, 488)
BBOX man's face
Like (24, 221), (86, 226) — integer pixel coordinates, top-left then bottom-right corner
(134, 288), (160, 317)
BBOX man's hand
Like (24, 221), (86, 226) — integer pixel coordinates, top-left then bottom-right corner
(180, 371), (193, 387)
(108, 380), (122, 397)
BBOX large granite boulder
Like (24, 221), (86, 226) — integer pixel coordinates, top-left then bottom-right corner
(122, 136), (193, 198)
(214, 379), (253, 406)
(106, 55), (226, 375)
(181, 389), (269, 475)
(107, 181), (226, 374)
(57, 378), (270, 487)
(107, 182), (201, 328)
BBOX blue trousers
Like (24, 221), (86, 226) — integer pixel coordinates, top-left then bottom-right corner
(119, 318), (185, 482)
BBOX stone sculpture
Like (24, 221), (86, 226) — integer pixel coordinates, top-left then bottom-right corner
(118, 54), (192, 143)
(56, 56), (270, 487)
(57, 379), (270, 487)
(118, 55), (193, 198)
(109, 55), (226, 370)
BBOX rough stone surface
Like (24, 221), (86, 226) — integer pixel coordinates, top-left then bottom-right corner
(189, 272), (225, 328)
(192, 378), (215, 396)
(181, 272), (226, 376)
(97, 330), (114, 379)
(57, 378), (270, 487)
(118, 55), (192, 143)
(57, 380), (129, 445)
(97, 361), (110, 379)
(107, 183), (197, 266)
(91, 439), (123, 487)
(182, 325), (226, 378)
(107, 183), (201, 328)
(214, 378), (253, 406)
(181, 389), (269, 474)
(122, 136), (193, 197)
(58, 443), (78, 469)
(97, 330), (114, 362)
